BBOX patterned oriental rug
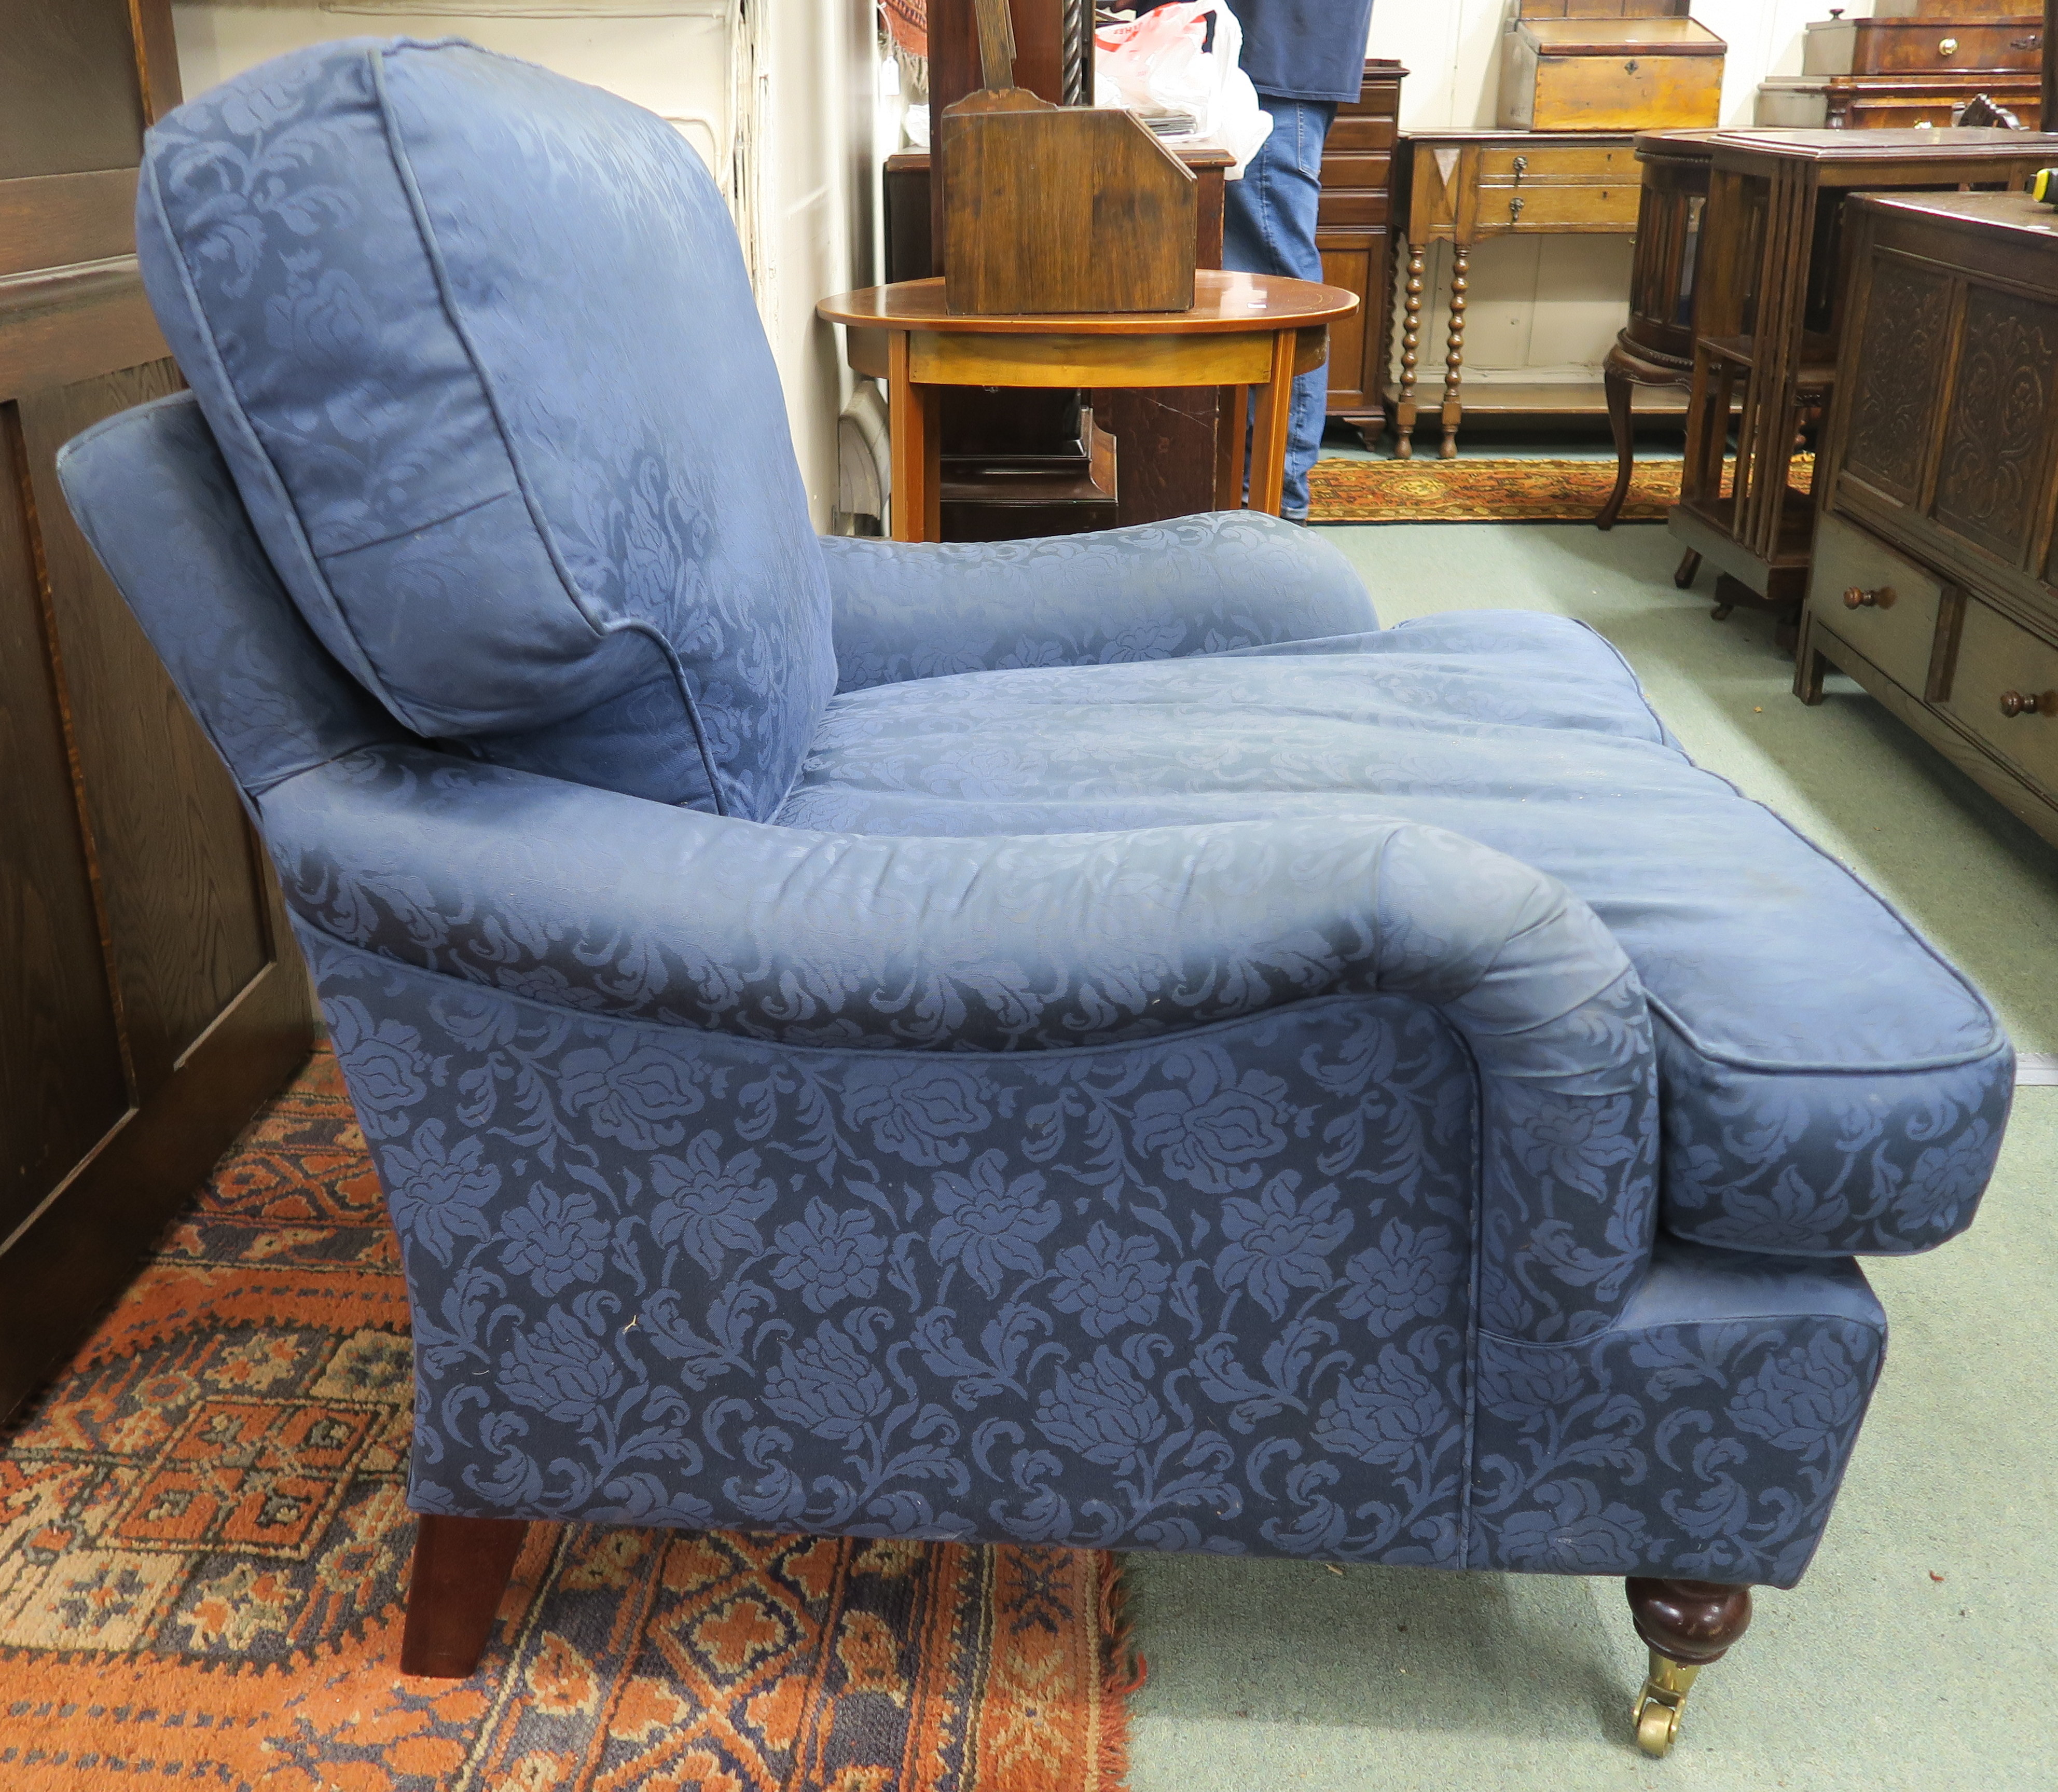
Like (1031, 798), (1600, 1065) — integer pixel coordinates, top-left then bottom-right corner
(0, 1052), (1131, 1792)
(1307, 454), (1814, 526)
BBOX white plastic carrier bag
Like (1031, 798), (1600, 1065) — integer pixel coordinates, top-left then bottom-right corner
(1094, 2), (1273, 178)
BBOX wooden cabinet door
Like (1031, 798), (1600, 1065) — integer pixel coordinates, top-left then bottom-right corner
(0, 0), (317, 1423)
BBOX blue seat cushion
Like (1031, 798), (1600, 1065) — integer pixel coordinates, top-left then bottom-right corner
(778, 611), (2012, 1257)
(136, 37), (833, 818)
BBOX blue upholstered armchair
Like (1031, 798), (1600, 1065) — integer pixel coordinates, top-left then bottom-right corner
(59, 39), (2012, 1757)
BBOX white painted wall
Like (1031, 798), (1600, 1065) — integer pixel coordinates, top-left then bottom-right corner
(168, 1), (878, 526)
(1363, 0), (1883, 389)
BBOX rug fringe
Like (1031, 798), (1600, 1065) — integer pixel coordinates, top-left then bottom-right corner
(1096, 1551), (1147, 1698)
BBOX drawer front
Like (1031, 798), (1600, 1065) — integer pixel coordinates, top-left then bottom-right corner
(1477, 144), (1638, 186)
(1857, 22), (2043, 75)
(1327, 116), (1398, 153)
(1808, 512), (1946, 694)
(1942, 599), (2058, 789)
(1474, 181), (1640, 232)
(1317, 189), (1390, 228)
(1320, 150), (1392, 192)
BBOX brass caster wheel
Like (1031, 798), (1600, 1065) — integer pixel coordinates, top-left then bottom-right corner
(1632, 1650), (1700, 1759)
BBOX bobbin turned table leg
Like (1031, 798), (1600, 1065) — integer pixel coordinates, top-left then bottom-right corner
(1439, 243), (1469, 460)
(1394, 239), (1425, 460)
(1624, 1578), (1754, 1759)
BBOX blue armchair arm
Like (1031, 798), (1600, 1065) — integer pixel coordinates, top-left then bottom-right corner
(819, 513), (1379, 694)
(263, 744), (1657, 1341)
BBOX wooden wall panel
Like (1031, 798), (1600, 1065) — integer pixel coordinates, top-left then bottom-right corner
(0, 0), (315, 1423)
(0, 407), (131, 1245)
(20, 367), (274, 1092)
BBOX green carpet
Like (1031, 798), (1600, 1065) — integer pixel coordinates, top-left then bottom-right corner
(1119, 518), (2058, 1790)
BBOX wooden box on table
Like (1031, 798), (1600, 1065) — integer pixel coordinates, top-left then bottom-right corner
(1797, 190), (2058, 849)
(1498, 1), (1726, 133)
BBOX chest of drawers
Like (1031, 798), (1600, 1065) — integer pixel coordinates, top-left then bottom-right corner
(1797, 191), (2058, 848)
(1391, 130), (1642, 459)
(1315, 58), (1405, 440)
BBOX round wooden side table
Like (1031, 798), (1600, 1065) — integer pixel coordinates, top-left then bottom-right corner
(816, 271), (1359, 541)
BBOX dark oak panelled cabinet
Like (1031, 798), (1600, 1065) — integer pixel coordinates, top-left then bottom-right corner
(0, 1), (317, 1422)
(1319, 58), (1405, 441)
(1798, 191), (2058, 847)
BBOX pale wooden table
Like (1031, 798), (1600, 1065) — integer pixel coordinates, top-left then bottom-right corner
(817, 271), (1359, 540)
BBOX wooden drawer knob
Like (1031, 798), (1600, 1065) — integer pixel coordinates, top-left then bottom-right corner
(1999, 690), (2048, 718)
(1843, 585), (1895, 610)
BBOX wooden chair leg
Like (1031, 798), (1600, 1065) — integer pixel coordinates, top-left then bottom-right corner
(1624, 1577), (1753, 1759)
(1674, 548), (1703, 589)
(401, 1513), (530, 1677)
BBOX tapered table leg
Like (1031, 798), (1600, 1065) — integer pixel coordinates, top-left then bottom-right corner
(1438, 244), (1469, 461)
(1248, 329), (1295, 515)
(1214, 384), (1247, 509)
(888, 330), (941, 542)
(1394, 239), (1425, 461)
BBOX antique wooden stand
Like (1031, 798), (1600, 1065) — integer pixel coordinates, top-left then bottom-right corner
(1668, 128), (2058, 630)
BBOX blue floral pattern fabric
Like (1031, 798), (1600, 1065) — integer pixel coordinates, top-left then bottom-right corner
(137, 38), (833, 817)
(308, 934), (1882, 1586)
(820, 515), (1378, 693)
(777, 626), (2012, 1257)
(58, 35), (2006, 1605)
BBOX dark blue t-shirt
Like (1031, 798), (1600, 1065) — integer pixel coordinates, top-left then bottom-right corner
(1141, 1), (1376, 105)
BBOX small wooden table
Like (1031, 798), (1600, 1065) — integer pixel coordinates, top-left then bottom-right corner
(1393, 130), (1643, 460)
(816, 272), (1358, 540)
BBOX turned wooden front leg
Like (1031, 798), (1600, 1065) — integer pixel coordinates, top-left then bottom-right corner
(1439, 243), (1470, 461)
(1624, 1577), (1754, 1759)
(1394, 239), (1425, 460)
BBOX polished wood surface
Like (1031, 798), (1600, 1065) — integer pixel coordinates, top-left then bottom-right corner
(820, 271), (1354, 334)
(1625, 1578), (1753, 1666)
(821, 273), (1355, 537)
(1318, 59), (1406, 442)
(0, 0), (316, 1424)
(1797, 190), (2058, 847)
(1597, 129), (1723, 529)
(1672, 129), (2058, 616)
(400, 1514), (530, 1678)
(881, 136), (1232, 536)
(1393, 131), (1642, 458)
(1500, 18), (1726, 132)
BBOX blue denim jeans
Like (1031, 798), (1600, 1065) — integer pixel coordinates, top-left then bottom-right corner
(1223, 96), (1336, 520)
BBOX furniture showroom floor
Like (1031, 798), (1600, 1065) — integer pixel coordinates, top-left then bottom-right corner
(1122, 513), (2058, 1792)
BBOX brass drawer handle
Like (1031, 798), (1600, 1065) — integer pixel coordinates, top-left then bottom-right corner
(1512, 155), (1527, 184)
(1843, 585), (1895, 610)
(1998, 690), (2049, 718)
(1510, 195), (1525, 223)
(1940, 36), (1959, 57)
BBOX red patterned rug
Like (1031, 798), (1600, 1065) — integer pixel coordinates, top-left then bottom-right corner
(0, 1052), (1132, 1791)
(1307, 454), (1814, 525)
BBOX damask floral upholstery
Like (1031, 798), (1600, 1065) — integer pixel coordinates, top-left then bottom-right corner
(60, 38), (2009, 1600)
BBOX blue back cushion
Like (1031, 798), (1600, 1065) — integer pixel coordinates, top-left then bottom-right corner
(136, 36), (834, 818)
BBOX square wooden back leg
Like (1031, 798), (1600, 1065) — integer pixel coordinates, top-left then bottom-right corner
(400, 1513), (531, 1677)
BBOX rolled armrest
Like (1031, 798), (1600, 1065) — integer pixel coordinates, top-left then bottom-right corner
(265, 743), (1656, 1341)
(819, 512), (1378, 694)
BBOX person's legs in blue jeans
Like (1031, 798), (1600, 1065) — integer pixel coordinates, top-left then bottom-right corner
(1222, 96), (1336, 520)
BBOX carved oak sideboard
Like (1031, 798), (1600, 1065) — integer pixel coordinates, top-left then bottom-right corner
(1797, 190), (2058, 847)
